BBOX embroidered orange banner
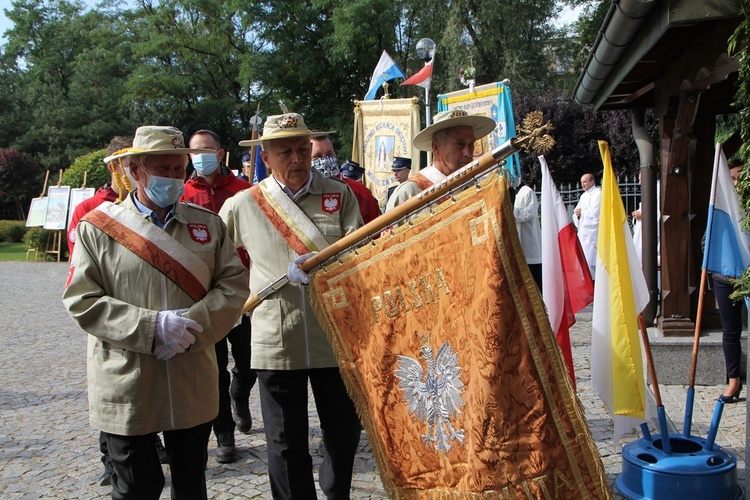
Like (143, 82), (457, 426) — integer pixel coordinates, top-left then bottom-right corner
(310, 175), (610, 498)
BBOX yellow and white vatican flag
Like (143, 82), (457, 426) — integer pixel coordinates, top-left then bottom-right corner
(591, 141), (650, 442)
(310, 173), (610, 498)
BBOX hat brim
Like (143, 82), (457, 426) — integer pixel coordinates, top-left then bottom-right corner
(412, 115), (497, 151)
(239, 130), (334, 147)
(103, 148), (215, 164)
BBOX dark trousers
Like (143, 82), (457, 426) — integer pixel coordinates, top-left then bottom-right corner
(213, 314), (256, 435)
(99, 431), (108, 463)
(713, 277), (744, 379)
(106, 421), (212, 500)
(528, 263), (542, 294)
(257, 368), (362, 500)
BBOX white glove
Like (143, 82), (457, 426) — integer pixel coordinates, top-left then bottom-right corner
(155, 310), (202, 354)
(154, 344), (177, 361)
(287, 252), (315, 285)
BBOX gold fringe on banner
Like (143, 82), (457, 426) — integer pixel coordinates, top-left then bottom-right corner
(309, 174), (610, 499)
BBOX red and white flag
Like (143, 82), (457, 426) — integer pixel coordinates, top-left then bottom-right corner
(540, 156), (594, 389)
(400, 60), (433, 90)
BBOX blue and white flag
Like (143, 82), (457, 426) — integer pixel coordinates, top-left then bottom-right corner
(702, 143), (750, 277)
(251, 145), (267, 185)
(365, 50), (405, 101)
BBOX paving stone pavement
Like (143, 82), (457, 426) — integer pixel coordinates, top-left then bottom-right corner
(0, 261), (745, 498)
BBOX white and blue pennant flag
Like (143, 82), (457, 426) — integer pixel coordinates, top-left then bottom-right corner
(365, 50), (405, 101)
(702, 143), (750, 278)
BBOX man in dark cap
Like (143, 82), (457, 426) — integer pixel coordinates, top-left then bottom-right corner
(385, 157), (412, 207)
(238, 154), (252, 181)
(340, 160), (365, 182)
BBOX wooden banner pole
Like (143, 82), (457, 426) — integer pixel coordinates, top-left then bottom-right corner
(242, 112), (554, 314)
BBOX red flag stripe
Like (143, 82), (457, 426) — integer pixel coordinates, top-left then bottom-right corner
(401, 61), (432, 86)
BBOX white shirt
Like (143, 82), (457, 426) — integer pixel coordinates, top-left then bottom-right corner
(573, 185), (601, 275)
(513, 185), (542, 265)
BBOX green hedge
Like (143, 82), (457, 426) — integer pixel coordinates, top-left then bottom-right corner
(22, 226), (49, 250)
(0, 220), (28, 242)
(20, 227), (69, 261)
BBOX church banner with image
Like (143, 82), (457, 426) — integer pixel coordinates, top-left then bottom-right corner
(352, 98), (421, 209)
(437, 81), (521, 183)
(309, 175), (609, 498)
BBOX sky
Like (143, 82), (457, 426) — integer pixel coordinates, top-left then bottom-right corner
(0, 2), (585, 45)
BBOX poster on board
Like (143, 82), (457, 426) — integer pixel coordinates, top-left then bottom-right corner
(67, 188), (96, 230)
(437, 81), (521, 183)
(351, 97), (421, 210)
(26, 198), (48, 227)
(44, 186), (71, 230)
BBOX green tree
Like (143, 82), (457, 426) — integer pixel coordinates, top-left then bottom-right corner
(514, 91), (653, 187)
(0, 149), (43, 220)
(61, 148), (109, 192)
(124, 0), (266, 161)
(1, 0), (136, 171)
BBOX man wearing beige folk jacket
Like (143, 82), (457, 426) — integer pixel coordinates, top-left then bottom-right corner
(220, 113), (363, 499)
(63, 125), (249, 500)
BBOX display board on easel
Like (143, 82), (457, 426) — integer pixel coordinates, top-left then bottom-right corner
(68, 171), (96, 230)
(41, 171), (68, 262)
(44, 185), (71, 231)
(26, 198), (48, 227)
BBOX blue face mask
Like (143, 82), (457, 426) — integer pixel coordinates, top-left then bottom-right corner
(142, 171), (185, 208)
(191, 153), (219, 176)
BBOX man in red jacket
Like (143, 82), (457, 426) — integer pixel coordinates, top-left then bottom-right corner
(182, 129), (255, 464)
(310, 135), (381, 224)
(67, 136), (133, 257)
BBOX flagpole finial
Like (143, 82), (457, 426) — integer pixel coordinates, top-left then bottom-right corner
(516, 111), (556, 155)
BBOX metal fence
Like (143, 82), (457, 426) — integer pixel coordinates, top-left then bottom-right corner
(532, 175), (642, 227)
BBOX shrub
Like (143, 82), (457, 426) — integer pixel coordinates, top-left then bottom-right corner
(23, 227), (50, 252)
(0, 220), (28, 242)
(62, 149), (109, 190)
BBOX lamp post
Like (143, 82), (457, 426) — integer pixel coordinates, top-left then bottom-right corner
(415, 38), (436, 127)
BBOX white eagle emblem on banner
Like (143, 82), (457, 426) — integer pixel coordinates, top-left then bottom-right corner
(395, 338), (466, 454)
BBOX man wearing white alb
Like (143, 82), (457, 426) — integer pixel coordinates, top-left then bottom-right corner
(573, 173), (601, 276)
(513, 179), (542, 292)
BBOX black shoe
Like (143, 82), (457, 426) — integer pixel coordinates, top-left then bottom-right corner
(216, 433), (237, 464)
(155, 434), (168, 464)
(719, 383), (743, 403)
(232, 398), (252, 434)
(99, 458), (113, 486)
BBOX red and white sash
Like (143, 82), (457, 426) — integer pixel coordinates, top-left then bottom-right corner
(83, 202), (211, 301)
(250, 179), (329, 255)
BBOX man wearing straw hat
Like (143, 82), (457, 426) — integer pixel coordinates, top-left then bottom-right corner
(219, 113), (363, 499)
(63, 125), (250, 499)
(384, 109), (495, 213)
